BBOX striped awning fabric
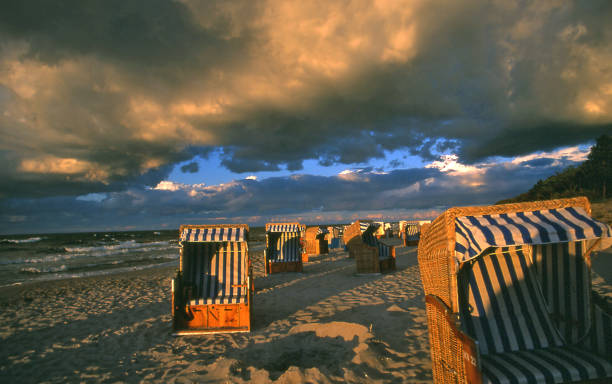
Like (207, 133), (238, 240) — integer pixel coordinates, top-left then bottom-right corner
(359, 221), (380, 233)
(405, 223), (420, 241)
(266, 224), (304, 233)
(359, 222), (370, 233)
(181, 227), (247, 243)
(455, 207), (612, 262)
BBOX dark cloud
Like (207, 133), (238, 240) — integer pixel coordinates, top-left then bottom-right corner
(522, 158), (556, 168)
(0, 0), (247, 71)
(0, 155), (576, 234)
(0, 0), (610, 200)
(180, 162), (199, 173)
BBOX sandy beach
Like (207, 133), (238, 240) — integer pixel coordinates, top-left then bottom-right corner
(0, 242), (432, 383)
(1, 242), (611, 383)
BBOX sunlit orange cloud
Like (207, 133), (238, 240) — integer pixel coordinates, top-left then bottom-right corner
(19, 157), (91, 174)
(19, 157), (111, 183)
(2, 0), (611, 209)
(584, 101), (603, 115)
(170, 101), (225, 116)
(198, 0), (422, 111)
(125, 98), (217, 144)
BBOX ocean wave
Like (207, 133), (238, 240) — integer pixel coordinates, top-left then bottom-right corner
(1, 237), (43, 244)
(20, 265), (68, 274)
(17, 259), (177, 280)
(65, 240), (170, 254)
(0, 243), (178, 265)
(34, 260), (178, 283)
(75, 254), (178, 270)
(17, 253), (177, 274)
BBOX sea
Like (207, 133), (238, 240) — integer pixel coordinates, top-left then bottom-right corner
(0, 227), (268, 288)
(0, 230), (181, 288)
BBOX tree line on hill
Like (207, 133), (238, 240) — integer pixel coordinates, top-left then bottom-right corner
(498, 134), (611, 204)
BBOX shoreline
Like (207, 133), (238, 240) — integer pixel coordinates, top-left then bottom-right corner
(0, 260), (179, 291)
(0, 264), (178, 303)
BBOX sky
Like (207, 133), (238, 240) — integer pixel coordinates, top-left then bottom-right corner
(1, 0), (611, 234)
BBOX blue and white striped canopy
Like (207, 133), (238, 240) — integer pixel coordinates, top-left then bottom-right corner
(359, 221), (380, 233)
(181, 227), (247, 243)
(266, 224), (304, 233)
(455, 207), (612, 262)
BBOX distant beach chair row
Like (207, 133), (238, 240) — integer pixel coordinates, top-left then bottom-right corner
(169, 218), (441, 335)
(171, 221), (345, 335)
(170, 196), (612, 384)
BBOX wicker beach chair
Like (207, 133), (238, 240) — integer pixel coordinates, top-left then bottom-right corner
(265, 223), (305, 273)
(171, 224), (252, 335)
(328, 226), (345, 250)
(304, 226), (329, 260)
(417, 197), (612, 383)
(344, 220), (396, 273)
(399, 220), (430, 246)
(401, 221), (421, 246)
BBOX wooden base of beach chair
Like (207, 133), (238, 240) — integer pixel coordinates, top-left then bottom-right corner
(379, 257), (396, 272)
(353, 246), (396, 273)
(319, 242), (328, 255)
(173, 303), (251, 335)
(405, 240), (418, 247)
(267, 261), (303, 274)
(173, 327), (250, 336)
(355, 246), (380, 273)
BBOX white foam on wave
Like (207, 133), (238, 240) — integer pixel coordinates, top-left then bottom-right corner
(75, 253), (178, 269)
(65, 240), (170, 254)
(1, 237), (43, 244)
(0, 241), (178, 265)
(20, 265), (68, 274)
(12, 260), (178, 285)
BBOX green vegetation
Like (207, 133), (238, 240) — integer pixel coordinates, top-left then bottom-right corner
(498, 134), (612, 204)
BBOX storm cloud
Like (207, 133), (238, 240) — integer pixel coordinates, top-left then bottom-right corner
(1, 0), (611, 200)
(0, 151), (583, 234)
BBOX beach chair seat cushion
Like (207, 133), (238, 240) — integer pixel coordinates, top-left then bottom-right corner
(481, 345), (612, 384)
(482, 346), (612, 384)
(462, 244), (612, 383)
